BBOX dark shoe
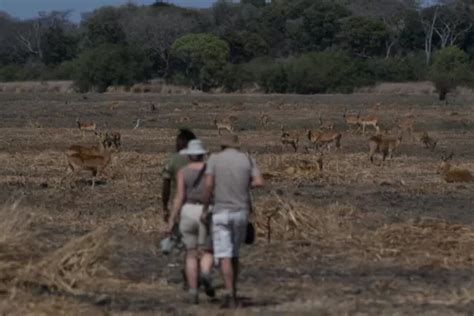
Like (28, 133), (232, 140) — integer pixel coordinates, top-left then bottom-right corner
(200, 275), (215, 298)
(181, 269), (188, 291)
(220, 295), (239, 309)
(187, 290), (199, 305)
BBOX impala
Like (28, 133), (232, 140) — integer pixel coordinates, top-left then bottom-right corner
(342, 109), (360, 132)
(63, 134), (115, 188)
(307, 129), (341, 152)
(358, 114), (380, 135)
(318, 113), (335, 131)
(214, 116), (235, 135)
(437, 153), (474, 183)
(368, 134), (402, 164)
(281, 127), (300, 152)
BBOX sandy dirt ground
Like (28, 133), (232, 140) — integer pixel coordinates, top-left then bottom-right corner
(0, 92), (473, 315)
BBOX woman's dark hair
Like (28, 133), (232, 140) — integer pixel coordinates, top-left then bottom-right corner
(176, 129), (196, 152)
(188, 154), (204, 162)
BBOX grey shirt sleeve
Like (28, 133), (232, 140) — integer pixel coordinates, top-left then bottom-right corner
(205, 154), (216, 176)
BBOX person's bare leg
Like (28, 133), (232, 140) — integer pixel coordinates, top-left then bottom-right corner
(231, 257), (239, 301)
(185, 249), (199, 304)
(186, 249), (199, 289)
(200, 251), (213, 275)
(199, 250), (215, 297)
(220, 257), (234, 293)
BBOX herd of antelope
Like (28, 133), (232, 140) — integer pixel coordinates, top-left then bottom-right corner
(63, 104), (472, 187)
(274, 107), (472, 183)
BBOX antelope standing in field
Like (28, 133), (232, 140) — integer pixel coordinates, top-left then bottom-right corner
(214, 116), (235, 135)
(281, 127), (300, 153)
(396, 116), (415, 138)
(63, 134), (115, 188)
(76, 118), (96, 131)
(368, 134), (402, 164)
(176, 116), (191, 124)
(438, 152), (474, 183)
(307, 129), (341, 152)
(108, 131), (121, 149)
(318, 113), (335, 131)
(342, 109), (360, 132)
(76, 118), (97, 138)
(109, 101), (120, 111)
(419, 132), (437, 151)
(260, 113), (271, 128)
(100, 125), (121, 150)
(133, 119), (141, 130)
(358, 113), (380, 135)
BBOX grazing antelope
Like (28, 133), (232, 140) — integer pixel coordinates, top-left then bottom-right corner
(368, 134), (402, 164)
(176, 116), (191, 124)
(307, 129), (341, 152)
(63, 134), (115, 188)
(316, 154), (324, 173)
(438, 153), (474, 183)
(100, 124), (121, 150)
(76, 118), (96, 132)
(214, 116), (235, 135)
(281, 127), (299, 153)
(133, 119), (141, 130)
(358, 114), (380, 135)
(342, 109), (360, 132)
(419, 132), (437, 151)
(109, 101), (119, 111)
(318, 113), (335, 131)
(260, 113), (271, 127)
(396, 117), (415, 138)
(108, 131), (121, 149)
(76, 118), (97, 139)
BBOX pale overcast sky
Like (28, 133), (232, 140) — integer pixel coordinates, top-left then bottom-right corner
(0, 0), (216, 21)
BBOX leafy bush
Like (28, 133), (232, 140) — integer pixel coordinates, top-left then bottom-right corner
(170, 33), (229, 91)
(367, 54), (428, 82)
(286, 51), (362, 93)
(222, 64), (254, 92)
(72, 44), (152, 92)
(259, 63), (288, 93)
(338, 16), (388, 58)
(430, 46), (473, 101)
(0, 64), (23, 81)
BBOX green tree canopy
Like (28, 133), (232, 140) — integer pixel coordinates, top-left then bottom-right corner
(430, 46), (473, 101)
(170, 33), (229, 90)
(338, 16), (389, 58)
(41, 25), (78, 65)
(72, 44), (152, 92)
(82, 6), (127, 47)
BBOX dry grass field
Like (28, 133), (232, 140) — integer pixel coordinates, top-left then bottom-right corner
(0, 92), (473, 315)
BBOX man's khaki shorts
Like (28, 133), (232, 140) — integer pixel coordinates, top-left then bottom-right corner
(212, 210), (248, 259)
(179, 203), (212, 250)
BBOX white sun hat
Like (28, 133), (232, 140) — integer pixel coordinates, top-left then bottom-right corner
(180, 139), (208, 155)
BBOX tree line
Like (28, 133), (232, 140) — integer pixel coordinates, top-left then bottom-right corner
(0, 0), (473, 97)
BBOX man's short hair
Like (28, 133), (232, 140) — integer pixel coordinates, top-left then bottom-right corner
(176, 129), (196, 151)
(178, 128), (196, 142)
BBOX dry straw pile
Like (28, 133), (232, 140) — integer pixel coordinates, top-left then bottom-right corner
(258, 154), (324, 184)
(253, 193), (361, 242)
(17, 227), (116, 295)
(253, 194), (474, 269)
(365, 218), (474, 267)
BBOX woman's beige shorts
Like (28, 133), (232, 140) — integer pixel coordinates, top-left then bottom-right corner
(179, 203), (212, 250)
